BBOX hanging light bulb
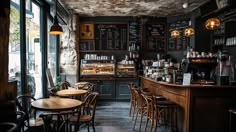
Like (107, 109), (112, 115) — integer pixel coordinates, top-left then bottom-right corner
(184, 27), (194, 37)
(49, 0), (63, 35)
(171, 30), (180, 38)
(205, 17), (221, 30)
(184, 21), (194, 37)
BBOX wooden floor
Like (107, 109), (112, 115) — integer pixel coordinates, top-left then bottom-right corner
(79, 101), (167, 132)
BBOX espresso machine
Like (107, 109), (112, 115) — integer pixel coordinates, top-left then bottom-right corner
(183, 57), (218, 84)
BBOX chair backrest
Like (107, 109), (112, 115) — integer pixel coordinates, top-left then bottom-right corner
(133, 88), (145, 109)
(46, 68), (55, 88)
(40, 110), (80, 132)
(16, 95), (36, 119)
(141, 94), (155, 119)
(16, 111), (25, 130)
(82, 92), (99, 119)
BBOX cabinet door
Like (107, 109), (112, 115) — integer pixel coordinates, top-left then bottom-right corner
(97, 81), (115, 99)
(116, 81), (138, 99)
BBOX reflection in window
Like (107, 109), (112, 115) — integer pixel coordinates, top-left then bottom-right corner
(9, 0), (21, 95)
(26, 1), (42, 99)
(47, 19), (57, 86)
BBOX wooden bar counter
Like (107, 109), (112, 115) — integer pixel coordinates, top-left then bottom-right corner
(140, 76), (236, 132)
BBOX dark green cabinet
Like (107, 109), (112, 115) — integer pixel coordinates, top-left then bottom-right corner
(116, 81), (131, 99)
(98, 81), (115, 100)
(84, 80), (138, 100)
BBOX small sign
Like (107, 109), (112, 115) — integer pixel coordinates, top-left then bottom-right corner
(182, 73), (191, 85)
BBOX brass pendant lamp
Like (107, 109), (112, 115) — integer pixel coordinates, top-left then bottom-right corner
(205, 17), (221, 30)
(171, 0), (180, 39)
(171, 30), (180, 38)
(49, 0), (63, 35)
(184, 21), (194, 37)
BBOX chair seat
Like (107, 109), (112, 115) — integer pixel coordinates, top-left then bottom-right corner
(27, 117), (44, 127)
(80, 115), (92, 122)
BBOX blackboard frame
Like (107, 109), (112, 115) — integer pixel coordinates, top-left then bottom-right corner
(94, 22), (128, 50)
(143, 22), (167, 52)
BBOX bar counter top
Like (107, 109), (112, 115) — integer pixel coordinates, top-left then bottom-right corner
(140, 76), (236, 132)
(80, 77), (137, 81)
(139, 76), (236, 88)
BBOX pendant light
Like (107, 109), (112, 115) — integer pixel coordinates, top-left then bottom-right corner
(205, 17), (221, 30)
(49, 0), (63, 35)
(184, 21), (194, 37)
(171, 30), (180, 38)
(171, 0), (180, 39)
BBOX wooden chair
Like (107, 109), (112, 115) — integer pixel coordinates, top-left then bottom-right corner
(46, 68), (71, 96)
(16, 95), (44, 132)
(133, 87), (147, 132)
(68, 92), (99, 132)
(40, 110), (80, 132)
(141, 93), (156, 132)
(16, 111), (25, 132)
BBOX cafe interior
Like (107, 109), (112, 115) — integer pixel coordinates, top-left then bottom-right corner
(1, 0), (236, 131)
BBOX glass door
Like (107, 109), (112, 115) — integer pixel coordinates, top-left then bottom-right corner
(26, 1), (42, 98)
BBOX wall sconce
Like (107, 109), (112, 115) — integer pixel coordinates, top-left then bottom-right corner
(171, 30), (180, 38)
(49, 0), (63, 35)
(205, 17), (221, 30)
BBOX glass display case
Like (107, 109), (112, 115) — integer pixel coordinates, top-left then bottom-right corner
(117, 62), (136, 77)
(80, 59), (115, 76)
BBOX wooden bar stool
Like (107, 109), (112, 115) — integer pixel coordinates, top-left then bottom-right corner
(155, 100), (178, 132)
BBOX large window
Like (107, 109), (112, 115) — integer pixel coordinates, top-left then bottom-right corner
(9, 0), (55, 98)
(47, 19), (57, 85)
(26, 2), (42, 98)
(9, 0), (21, 95)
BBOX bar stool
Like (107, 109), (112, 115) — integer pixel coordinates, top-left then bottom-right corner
(229, 107), (236, 132)
(155, 100), (178, 132)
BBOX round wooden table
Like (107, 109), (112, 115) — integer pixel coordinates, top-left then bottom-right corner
(31, 97), (82, 112)
(56, 88), (88, 97)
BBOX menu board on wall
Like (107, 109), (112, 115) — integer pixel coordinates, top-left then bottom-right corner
(168, 20), (189, 51)
(145, 23), (166, 51)
(129, 22), (141, 46)
(94, 23), (128, 50)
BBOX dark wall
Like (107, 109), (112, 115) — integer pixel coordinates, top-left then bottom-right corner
(166, 8), (201, 62)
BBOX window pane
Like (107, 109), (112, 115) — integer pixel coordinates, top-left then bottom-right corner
(26, 2), (42, 98)
(47, 19), (57, 87)
(9, 0), (21, 95)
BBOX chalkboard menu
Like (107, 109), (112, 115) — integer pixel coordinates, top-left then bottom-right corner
(129, 22), (141, 46)
(168, 20), (189, 51)
(94, 23), (128, 50)
(145, 23), (166, 51)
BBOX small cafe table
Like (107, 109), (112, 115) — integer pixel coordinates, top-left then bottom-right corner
(31, 97), (82, 112)
(31, 97), (82, 132)
(56, 87), (88, 97)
